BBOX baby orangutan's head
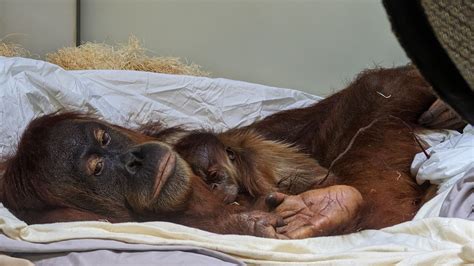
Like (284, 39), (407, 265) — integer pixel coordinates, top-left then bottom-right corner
(174, 132), (240, 203)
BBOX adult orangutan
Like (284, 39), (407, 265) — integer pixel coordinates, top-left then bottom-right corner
(0, 65), (464, 239)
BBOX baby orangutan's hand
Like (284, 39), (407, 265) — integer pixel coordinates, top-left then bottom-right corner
(266, 185), (363, 239)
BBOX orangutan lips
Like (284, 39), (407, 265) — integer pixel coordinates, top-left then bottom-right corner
(151, 152), (176, 200)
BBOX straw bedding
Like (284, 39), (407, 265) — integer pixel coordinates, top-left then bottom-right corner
(0, 42), (28, 58)
(0, 35), (208, 76)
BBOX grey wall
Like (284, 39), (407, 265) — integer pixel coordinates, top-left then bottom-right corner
(0, 0), (409, 96)
(0, 0), (76, 57)
(81, 0), (409, 96)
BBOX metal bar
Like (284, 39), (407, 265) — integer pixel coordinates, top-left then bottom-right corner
(76, 0), (81, 46)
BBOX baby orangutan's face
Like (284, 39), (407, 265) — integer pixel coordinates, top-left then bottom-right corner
(173, 132), (240, 203)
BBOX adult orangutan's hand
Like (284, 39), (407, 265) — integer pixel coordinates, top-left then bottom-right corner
(266, 185), (363, 239)
(230, 210), (287, 238)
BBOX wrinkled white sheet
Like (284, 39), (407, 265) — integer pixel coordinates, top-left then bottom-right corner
(0, 57), (473, 265)
(0, 57), (320, 157)
(411, 125), (474, 220)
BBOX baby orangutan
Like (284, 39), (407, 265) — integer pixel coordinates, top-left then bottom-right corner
(173, 130), (329, 204)
(142, 126), (365, 237)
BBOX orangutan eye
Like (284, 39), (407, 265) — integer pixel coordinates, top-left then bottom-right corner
(226, 147), (236, 161)
(93, 159), (104, 176)
(88, 157), (104, 176)
(101, 132), (111, 146)
(95, 129), (111, 146)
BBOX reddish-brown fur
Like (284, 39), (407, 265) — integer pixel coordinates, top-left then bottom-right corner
(172, 129), (327, 204)
(170, 66), (439, 230)
(243, 66), (437, 229)
(0, 65), (453, 237)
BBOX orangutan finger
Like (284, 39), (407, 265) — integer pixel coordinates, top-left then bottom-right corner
(276, 216), (286, 227)
(275, 233), (290, 240)
(285, 225), (315, 239)
(419, 99), (446, 124)
(265, 192), (287, 209)
(274, 209), (300, 219)
(429, 111), (464, 129)
(277, 219), (307, 234)
(276, 225), (288, 234)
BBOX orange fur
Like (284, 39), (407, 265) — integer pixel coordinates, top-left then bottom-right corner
(218, 129), (327, 196)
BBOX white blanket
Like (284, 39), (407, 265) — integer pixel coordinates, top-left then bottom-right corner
(1, 57), (473, 265)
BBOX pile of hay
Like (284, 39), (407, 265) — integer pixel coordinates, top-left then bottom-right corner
(0, 42), (28, 57)
(47, 36), (209, 76)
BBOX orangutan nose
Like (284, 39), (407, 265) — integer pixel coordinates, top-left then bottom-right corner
(120, 143), (170, 175)
(121, 147), (144, 174)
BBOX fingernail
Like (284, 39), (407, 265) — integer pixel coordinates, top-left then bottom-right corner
(265, 194), (278, 208)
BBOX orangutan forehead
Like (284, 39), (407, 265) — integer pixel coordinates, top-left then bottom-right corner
(40, 120), (110, 161)
(49, 120), (104, 143)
